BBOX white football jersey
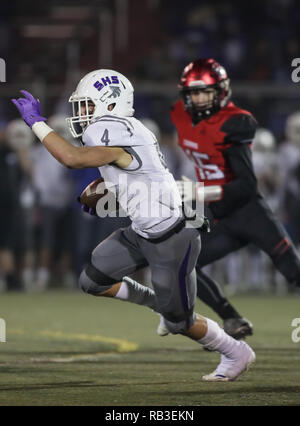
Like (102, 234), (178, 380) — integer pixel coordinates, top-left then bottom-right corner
(82, 115), (183, 238)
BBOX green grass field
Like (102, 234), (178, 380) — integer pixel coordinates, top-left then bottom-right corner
(0, 290), (300, 406)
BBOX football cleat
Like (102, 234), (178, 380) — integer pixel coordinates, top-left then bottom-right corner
(223, 317), (253, 340)
(202, 341), (255, 382)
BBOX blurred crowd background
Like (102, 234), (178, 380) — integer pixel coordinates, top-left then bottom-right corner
(0, 0), (300, 294)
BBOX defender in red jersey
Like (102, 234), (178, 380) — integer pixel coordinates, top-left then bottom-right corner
(168, 59), (300, 339)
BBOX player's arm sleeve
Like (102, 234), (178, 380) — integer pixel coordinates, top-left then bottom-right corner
(213, 114), (259, 214)
(223, 143), (258, 200)
(222, 113), (258, 144)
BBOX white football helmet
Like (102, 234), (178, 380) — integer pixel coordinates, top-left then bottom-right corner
(5, 119), (34, 150)
(66, 69), (135, 138)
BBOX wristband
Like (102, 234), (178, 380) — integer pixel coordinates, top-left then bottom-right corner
(32, 122), (54, 142)
(197, 185), (223, 202)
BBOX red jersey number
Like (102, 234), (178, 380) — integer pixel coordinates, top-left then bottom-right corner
(184, 148), (225, 181)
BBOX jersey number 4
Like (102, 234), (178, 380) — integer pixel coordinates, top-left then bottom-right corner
(185, 149), (225, 180)
(101, 129), (110, 145)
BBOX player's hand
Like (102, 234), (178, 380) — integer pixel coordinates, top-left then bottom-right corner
(11, 90), (47, 128)
(82, 205), (97, 216)
(177, 176), (223, 202)
(76, 196), (97, 216)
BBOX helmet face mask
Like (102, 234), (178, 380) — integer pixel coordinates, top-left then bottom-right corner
(183, 86), (217, 114)
(66, 69), (135, 138)
(69, 98), (95, 137)
(179, 59), (231, 124)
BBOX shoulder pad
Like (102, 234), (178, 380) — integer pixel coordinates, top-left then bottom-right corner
(91, 115), (134, 135)
(82, 115), (134, 147)
(221, 114), (258, 144)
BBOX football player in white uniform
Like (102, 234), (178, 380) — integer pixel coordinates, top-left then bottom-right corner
(12, 69), (255, 381)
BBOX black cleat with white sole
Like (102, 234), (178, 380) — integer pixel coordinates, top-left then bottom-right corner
(223, 317), (253, 340)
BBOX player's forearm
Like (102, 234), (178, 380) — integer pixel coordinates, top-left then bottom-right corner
(41, 129), (81, 168)
(222, 177), (257, 202)
(44, 131), (127, 168)
(209, 179), (257, 219)
(208, 144), (258, 217)
(223, 143), (258, 201)
(178, 177), (223, 202)
(32, 122), (120, 168)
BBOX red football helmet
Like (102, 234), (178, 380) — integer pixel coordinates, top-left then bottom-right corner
(179, 58), (231, 122)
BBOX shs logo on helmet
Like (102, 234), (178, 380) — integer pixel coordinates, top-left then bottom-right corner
(93, 75), (120, 92)
(67, 69), (135, 138)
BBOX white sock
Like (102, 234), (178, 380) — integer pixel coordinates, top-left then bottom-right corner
(115, 281), (129, 300)
(114, 277), (157, 311)
(198, 317), (238, 357)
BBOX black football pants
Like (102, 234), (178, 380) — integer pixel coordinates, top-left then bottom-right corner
(196, 197), (300, 319)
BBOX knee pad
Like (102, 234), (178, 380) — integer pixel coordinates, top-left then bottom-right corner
(163, 312), (196, 335)
(79, 263), (119, 295)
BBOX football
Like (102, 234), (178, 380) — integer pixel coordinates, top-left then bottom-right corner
(78, 177), (108, 210)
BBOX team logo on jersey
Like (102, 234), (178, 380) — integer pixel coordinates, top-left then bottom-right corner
(93, 76), (120, 92)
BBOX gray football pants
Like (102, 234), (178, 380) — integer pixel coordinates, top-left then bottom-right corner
(79, 225), (201, 332)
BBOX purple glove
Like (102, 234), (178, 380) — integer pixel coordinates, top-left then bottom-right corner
(76, 196), (97, 216)
(81, 204), (97, 216)
(11, 90), (47, 128)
